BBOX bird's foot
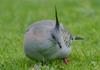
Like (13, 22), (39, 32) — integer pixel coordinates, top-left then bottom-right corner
(63, 58), (69, 64)
(31, 63), (41, 70)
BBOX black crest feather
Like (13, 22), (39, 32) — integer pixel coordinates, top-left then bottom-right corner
(55, 6), (59, 29)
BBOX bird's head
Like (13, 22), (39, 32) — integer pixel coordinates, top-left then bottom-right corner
(51, 7), (83, 48)
(51, 7), (67, 48)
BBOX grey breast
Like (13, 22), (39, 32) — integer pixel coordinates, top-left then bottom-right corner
(24, 20), (71, 61)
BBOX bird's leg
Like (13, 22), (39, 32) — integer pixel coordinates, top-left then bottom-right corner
(63, 58), (69, 64)
(41, 60), (45, 66)
(41, 61), (43, 66)
(41, 60), (48, 66)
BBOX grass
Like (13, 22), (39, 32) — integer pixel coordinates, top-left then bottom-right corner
(0, 0), (100, 70)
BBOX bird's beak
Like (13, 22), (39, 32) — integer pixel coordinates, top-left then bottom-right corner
(72, 36), (84, 40)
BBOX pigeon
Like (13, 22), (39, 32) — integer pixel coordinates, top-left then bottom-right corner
(24, 7), (83, 64)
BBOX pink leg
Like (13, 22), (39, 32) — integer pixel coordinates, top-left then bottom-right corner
(63, 58), (69, 64)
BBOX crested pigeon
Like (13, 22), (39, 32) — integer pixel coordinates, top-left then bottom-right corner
(24, 7), (83, 64)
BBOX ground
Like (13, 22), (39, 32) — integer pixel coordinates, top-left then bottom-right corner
(0, 0), (100, 70)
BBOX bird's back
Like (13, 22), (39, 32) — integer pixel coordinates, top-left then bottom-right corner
(24, 20), (57, 60)
(25, 20), (56, 45)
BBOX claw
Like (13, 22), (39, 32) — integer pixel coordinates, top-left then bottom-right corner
(63, 58), (69, 64)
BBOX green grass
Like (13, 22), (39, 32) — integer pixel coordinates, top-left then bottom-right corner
(0, 0), (100, 70)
